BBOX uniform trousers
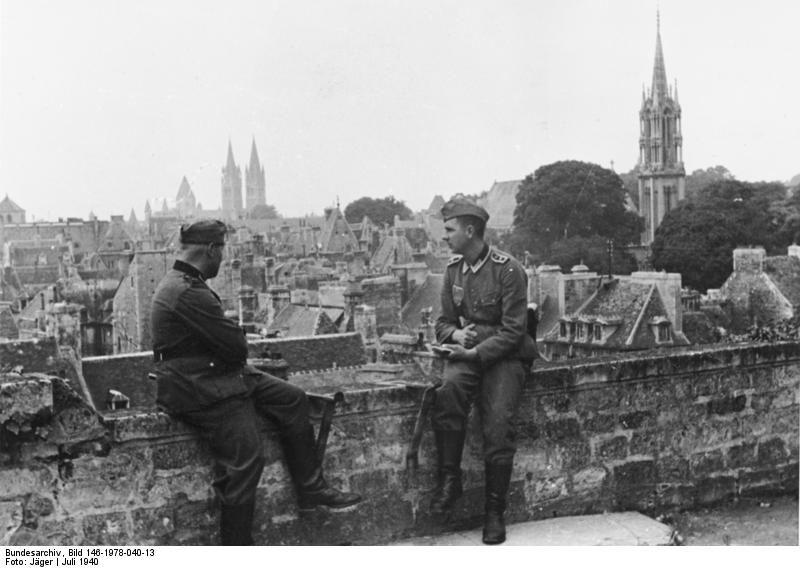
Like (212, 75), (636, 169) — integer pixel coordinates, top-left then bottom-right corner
(172, 371), (310, 507)
(431, 358), (527, 463)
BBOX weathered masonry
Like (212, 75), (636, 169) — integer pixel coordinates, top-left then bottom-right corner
(1, 337), (798, 545)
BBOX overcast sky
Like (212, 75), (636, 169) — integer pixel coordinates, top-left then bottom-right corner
(1, 0), (798, 222)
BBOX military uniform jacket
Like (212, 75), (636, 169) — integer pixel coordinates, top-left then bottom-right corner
(435, 246), (537, 368)
(150, 260), (251, 413)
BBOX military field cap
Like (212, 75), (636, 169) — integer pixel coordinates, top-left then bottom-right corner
(441, 197), (490, 223)
(179, 219), (227, 245)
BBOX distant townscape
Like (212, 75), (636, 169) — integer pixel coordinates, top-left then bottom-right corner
(1, 15), (799, 363)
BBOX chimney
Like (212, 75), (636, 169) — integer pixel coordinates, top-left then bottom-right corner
(732, 247), (765, 274)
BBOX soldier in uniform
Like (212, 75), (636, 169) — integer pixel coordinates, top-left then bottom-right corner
(150, 220), (361, 546)
(431, 198), (537, 545)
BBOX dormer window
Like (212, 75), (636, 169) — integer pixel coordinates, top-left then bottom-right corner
(560, 322), (567, 337)
(649, 316), (672, 344)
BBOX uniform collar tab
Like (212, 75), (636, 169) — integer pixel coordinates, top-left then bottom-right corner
(174, 259), (205, 281)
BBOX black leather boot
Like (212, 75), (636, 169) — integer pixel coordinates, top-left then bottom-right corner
(282, 425), (362, 511)
(220, 501), (255, 546)
(429, 429), (466, 514)
(482, 460), (513, 545)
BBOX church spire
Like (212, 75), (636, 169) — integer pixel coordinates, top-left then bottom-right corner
(249, 137), (261, 172)
(226, 139), (237, 170)
(651, 10), (669, 106)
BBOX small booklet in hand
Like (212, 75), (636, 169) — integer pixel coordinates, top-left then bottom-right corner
(431, 344), (455, 357)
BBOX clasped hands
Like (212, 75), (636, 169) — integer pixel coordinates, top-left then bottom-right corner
(446, 323), (479, 362)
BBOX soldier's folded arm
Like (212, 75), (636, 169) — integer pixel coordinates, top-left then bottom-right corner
(174, 286), (248, 364)
(474, 264), (528, 367)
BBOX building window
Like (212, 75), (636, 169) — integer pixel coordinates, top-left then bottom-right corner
(560, 322), (567, 337)
(569, 322), (576, 337)
(594, 325), (602, 340)
(658, 324), (672, 342)
(576, 323), (584, 340)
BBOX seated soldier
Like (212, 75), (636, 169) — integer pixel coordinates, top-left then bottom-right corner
(150, 219), (361, 546)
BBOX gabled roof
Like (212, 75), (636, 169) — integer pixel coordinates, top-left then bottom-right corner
(400, 273), (444, 331)
(543, 277), (688, 349)
(370, 232), (415, 272)
(764, 255), (800, 306)
(318, 207), (359, 254)
(0, 195), (24, 212)
(267, 304), (337, 337)
(477, 180), (522, 230)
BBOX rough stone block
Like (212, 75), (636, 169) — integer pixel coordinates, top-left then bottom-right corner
(727, 441), (757, 469)
(656, 455), (690, 482)
(0, 465), (55, 499)
(581, 412), (616, 433)
(695, 475), (736, 506)
(597, 436), (628, 460)
(0, 499), (22, 546)
(82, 511), (130, 545)
(613, 459), (656, 509)
(544, 417), (581, 441)
(130, 506), (175, 544)
(690, 450), (725, 477)
(618, 410), (653, 430)
(152, 440), (209, 470)
(571, 466), (608, 496)
(0, 377), (53, 423)
(756, 437), (788, 464)
(706, 394), (747, 415)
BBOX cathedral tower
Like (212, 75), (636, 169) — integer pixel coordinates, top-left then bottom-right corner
(637, 12), (685, 245)
(221, 140), (243, 219)
(245, 138), (266, 211)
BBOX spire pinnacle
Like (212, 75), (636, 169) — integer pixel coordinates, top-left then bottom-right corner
(226, 139), (237, 170)
(651, 10), (669, 105)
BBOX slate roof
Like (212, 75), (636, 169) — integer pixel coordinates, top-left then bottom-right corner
(543, 278), (688, 349)
(764, 255), (800, 306)
(371, 233), (415, 272)
(399, 273), (444, 331)
(267, 304), (338, 337)
(477, 180), (522, 230)
(0, 195), (24, 212)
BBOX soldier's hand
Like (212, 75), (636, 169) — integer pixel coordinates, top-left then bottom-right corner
(451, 323), (478, 348)
(446, 344), (479, 362)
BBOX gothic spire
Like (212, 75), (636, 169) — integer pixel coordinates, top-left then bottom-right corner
(651, 10), (669, 106)
(226, 139), (237, 170)
(248, 137), (261, 172)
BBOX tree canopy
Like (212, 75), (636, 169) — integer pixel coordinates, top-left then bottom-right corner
(509, 160), (643, 263)
(651, 179), (788, 291)
(246, 203), (279, 220)
(344, 196), (412, 226)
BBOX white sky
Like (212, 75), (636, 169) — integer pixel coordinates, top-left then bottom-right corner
(1, 0), (798, 222)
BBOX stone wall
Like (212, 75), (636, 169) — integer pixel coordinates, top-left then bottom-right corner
(1, 342), (798, 545)
(81, 333), (369, 409)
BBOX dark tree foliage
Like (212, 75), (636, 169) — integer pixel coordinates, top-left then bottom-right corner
(344, 196), (412, 226)
(651, 179), (788, 292)
(510, 160), (643, 259)
(685, 165), (735, 200)
(246, 203), (280, 219)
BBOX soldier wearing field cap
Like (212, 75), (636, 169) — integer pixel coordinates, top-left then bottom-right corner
(150, 219), (361, 546)
(431, 197), (537, 544)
